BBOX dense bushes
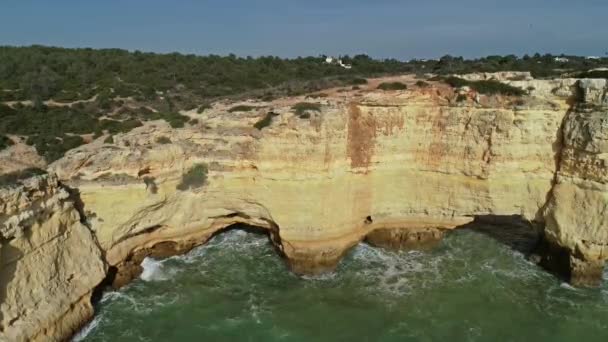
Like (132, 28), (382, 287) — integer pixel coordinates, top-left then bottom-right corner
(177, 163), (208, 190)
(442, 77), (526, 96)
(25, 134), (85, 162)
(377, 82), (407, 91)
(1, 46), (607, 107)
(1, 45), (607, 164)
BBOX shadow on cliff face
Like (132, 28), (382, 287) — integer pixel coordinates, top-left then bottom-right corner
(0, 238), (23, 332)
(459, 215), (542, 256)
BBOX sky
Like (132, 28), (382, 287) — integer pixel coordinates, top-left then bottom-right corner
(1, 0), (607, 59)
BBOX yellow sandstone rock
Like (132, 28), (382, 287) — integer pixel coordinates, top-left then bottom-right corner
(1, 74), (607, 341)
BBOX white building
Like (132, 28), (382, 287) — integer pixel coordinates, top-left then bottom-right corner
(338, 59), (352, 69)
(324, 56), (352, 69)
(554, 57), (569, 62)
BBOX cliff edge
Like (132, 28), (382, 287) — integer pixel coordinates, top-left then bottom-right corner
(1, 74), (607, 341)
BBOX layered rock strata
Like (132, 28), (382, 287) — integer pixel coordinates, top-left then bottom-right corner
(1, 74), (607, 340)
(0, 175), (106, 341)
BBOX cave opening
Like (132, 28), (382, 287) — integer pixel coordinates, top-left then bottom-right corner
(459, 214), (543, 256)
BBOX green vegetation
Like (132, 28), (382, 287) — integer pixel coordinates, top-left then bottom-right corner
(0, 168), (47, 187)
(424, 54), (608, 78)
(25, 134), (85, 162)
(456, 94), (468, 102)
(292, 102), (322, 119)
(253, 112), (280, 130)
(155, 136), (171, 144)
(177, 163), (208, 191)
(1, 46), (607, 164)
(0, 135), (13, 150)
(442, 76), (526, 96)
(228, 105), (259, 112)
(350, 78), (368, 85)
(197, 103), (211, 113)
(104, 135), (114, 144)
(576, 70), (608, 79)
(415, 80), (429, 87)
(305, 93), (328, 99)
(377, 82), (408, 91)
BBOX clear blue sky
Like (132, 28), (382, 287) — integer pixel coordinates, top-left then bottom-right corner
(1, 0), (607, 59)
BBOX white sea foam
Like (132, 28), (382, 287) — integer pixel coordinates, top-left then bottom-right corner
(347, 243), (442, 295)
(140, 257), (168, 281)
(71, 313), (103, 341)
(560, 282), (578, 291)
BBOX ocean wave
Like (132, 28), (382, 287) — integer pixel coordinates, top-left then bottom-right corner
(344, 243), (442, 295)
(71, 313), (103, 342)
(140, 257), (169, 281)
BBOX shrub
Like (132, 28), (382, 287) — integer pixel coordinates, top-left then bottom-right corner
(442, 77), (525, 96)
(98, 119), (143, 134)
(306, 93), (328, 99)
(177, 163), (208, 190)
(154, 112), (189, 128)
(351, 78), (368, 85)
(197, 103), (212, 113)
(228, 105), (258, 112)
(143, 176), (158, 194)
(576, 70), (608, 79)
(0, 168), (47, 188)
(415, 80), (430, 87)
(456, 94), (468, 102)
(253, 112), (280, 130)
(189, 118), (199, 125)
(104, 135), (114, 144)
(155, 136), (171, 144)
(377, 82), (408, 91)
(26, 134), (86, 162)
(291, 102), (322, 118)
(0, 135), (14, 150)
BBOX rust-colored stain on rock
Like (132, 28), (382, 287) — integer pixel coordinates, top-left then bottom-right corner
(347, 103), (376, 169)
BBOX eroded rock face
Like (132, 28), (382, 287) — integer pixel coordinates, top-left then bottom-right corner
(542, 79), (608, 286)
(50, 78), (568, 278)
(0, 174), (106, 341)
(1, 74), (608, 340)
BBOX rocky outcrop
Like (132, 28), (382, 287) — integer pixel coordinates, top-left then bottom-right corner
(0, 174), (106, 341)
(541, 78), (608, 286)
(1, 74), (607, 340)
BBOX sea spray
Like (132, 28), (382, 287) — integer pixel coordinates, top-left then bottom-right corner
(140, 257), (167, 282)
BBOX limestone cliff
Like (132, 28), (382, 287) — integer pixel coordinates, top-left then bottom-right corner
(0, 174), (106, 341)
(1, 74), (607, 341)
(542, 78), (608, 286)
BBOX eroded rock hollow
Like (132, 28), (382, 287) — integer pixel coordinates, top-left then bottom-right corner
(1, 74), (607, 341)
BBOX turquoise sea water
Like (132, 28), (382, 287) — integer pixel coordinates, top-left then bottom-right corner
(75, 228), (608, 342)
